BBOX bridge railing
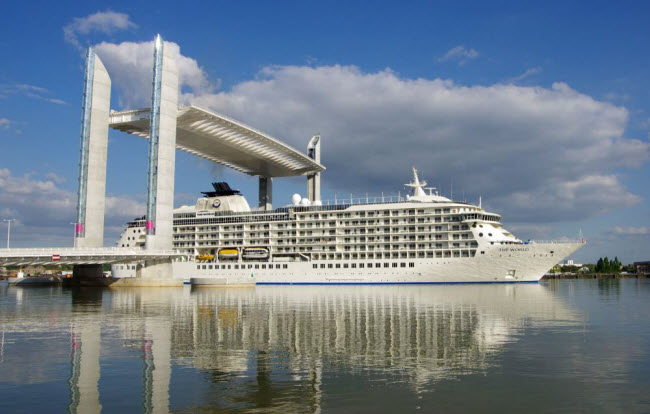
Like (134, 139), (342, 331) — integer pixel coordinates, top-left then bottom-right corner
(0, 247), (183, 256)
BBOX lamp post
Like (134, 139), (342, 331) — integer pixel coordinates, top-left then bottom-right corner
(3, 219), (15, 249)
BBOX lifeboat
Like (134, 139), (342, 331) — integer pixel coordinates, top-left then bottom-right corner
(218, 248), (239, 260)
(242, 247), (269, 260)
(196, 254), (215, 261)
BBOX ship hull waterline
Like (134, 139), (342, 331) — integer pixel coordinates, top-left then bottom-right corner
(114, 241), (584, 286)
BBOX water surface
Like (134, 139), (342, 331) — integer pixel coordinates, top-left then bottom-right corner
(1, 279), (649, 413)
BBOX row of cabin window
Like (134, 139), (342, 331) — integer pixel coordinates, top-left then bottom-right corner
(197, 263), (288, 270)
(312, 262), (415, 269)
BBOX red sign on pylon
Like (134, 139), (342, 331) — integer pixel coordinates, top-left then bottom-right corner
(52, 254), (60, 262)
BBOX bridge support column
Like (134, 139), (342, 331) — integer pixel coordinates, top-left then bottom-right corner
(141, 34), (179, 280)
(71, 264), (105, 285)
(73, 264), (103, 279)
(307, 135), (321, 204)
(259, 176), (272, 210)
(75, 48), (111, 249)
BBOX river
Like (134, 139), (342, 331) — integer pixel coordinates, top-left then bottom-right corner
(1, 279), (649, 413)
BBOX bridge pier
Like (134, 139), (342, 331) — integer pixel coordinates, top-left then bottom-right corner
(137, 258), (173, 281)
(71, 264), (105, 285)
(259, 176), (273, 210)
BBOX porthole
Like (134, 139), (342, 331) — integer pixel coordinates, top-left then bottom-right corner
(479, 233), (483, 237)
(488, 233), (492, 237)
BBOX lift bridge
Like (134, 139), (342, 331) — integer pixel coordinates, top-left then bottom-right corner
(1, 35), (323, 284)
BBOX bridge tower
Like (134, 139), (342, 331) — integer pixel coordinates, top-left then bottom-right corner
(74, 48), (111, 248)
(139, 34), (179, 280)
(72, 47), (111, 281)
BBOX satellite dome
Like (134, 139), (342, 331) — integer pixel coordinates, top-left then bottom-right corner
(291, 194), (302, 206)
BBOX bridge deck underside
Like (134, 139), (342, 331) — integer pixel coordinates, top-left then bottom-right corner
(109, 106), (325, 177)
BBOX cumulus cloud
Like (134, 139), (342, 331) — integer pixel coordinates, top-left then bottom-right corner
(0, 168), (144, 247)
(63, 10), (137, 51)
(192, 66), (647, 222)
(611, 226), (650, 235)
(501, 174), (642, 222)
(93, 40), (649, 223)
(44, 172), (66, 185)
(438, 45), (479, 65)
(94, 40), (214, 108)
(0, 83), (66, 105)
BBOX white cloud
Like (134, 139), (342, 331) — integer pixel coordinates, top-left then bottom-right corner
(44, 172), (66, 185)
(94, 41), (649, 223)
(0, 118), (10, 128)
(611, 226), (650, 235)
(0, 168), (144, 247)
(604, 92), (632, 102)
(502, 174), (642, 222)
(94, 40), (214, 108)
(438, 45), (479, 65)
(507, 66), (542, 83)
(63, 10), (137, 50)
(0, 83), (66, 105)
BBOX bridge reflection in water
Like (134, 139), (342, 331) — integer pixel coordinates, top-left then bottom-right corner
(0, 284), (580, 413)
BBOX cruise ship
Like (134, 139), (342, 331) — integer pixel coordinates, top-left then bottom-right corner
(112, 168), (584, 284)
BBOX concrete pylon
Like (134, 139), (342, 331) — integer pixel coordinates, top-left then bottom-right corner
(74, 48), (111, 248)
(140, 35), (179, 280)
(307, 135), (321, 203)
(258, 176), (273, 210)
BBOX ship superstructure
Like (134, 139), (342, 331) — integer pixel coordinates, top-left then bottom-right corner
(113, 168), (584, 283)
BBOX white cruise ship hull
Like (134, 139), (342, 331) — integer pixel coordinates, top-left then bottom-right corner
(148, 241), (582, 285)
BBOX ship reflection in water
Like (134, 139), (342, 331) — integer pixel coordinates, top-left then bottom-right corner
(0, 284), (584, 413)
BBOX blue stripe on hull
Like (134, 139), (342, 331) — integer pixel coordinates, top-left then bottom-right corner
(256, 281), (539, 285)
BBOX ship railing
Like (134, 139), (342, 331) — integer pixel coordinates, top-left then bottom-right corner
(295, 193), (474, 211)
(526, 239), (586, 245)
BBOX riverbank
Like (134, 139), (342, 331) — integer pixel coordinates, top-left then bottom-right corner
(543, 273), (649, 279)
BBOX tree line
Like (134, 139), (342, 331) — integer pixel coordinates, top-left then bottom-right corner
(595, 257), (622, 273)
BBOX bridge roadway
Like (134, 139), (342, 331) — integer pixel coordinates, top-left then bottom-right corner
(0, 247), (184, 267)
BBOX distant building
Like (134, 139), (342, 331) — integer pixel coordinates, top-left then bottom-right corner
(562, 259), (583, 267)
(634, 261), (650, 274)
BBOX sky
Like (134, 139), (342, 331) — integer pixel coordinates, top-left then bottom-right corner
(0, 1), (649, 263)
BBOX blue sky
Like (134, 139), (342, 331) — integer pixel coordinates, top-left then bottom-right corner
(1, 1), (649, 263)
